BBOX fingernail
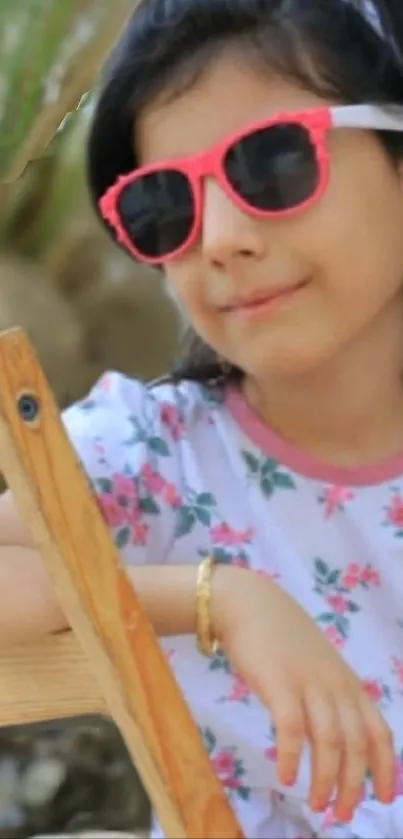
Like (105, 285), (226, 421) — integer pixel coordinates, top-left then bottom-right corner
(281, 772), (296, 787)
(311, 800), (328, 813)
(337, 808), (353, 823)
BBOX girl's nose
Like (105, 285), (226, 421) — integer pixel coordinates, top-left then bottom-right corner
(200, 178), (268, 271)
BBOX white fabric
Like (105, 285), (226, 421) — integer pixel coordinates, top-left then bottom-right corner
(63, 372), (403, 838)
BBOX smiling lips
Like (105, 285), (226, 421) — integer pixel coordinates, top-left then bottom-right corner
(220, 280), (308, 316)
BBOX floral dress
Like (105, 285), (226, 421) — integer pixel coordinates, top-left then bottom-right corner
(63, 371), (403, 838)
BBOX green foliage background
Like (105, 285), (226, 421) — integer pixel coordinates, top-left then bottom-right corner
(0, 0), (180, 409)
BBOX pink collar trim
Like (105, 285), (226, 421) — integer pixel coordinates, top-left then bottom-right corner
(225, 387), (403, 487)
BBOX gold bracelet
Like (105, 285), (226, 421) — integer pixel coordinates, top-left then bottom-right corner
(196, 555), (220, 657)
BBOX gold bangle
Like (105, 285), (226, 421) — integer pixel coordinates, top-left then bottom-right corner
(196, 555), (220, 657)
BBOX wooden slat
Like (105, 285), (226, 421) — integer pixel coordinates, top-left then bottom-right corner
(0, 328), (243, 839)
(0, 631), (106, 726)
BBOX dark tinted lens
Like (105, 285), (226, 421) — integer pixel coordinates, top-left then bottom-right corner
(117, 169), (195, 259)
(224, 123), (319, 211)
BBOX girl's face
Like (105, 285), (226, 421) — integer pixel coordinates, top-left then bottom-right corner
(136, 50), (403, 383)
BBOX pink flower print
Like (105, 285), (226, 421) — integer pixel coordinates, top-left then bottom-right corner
(324, 625), (345, 650)
(392, 656), (403, 686)
(362, 679), (384, 704)
(162, 482), (182, 508)
(339, 562), (380, 591)
(320, 806), (338, 831)
(98, 373), (113, 392)
(202, 727), (250, 800)
(222, 674), (251, 704)
(125, 502), (142, 526)
(132, 521), (150, 546)
(160, 403), (185, 440)
(340, 562), (362, 590)
(264, 745), (278, 763)
(320, 485), (354, 518)
(385, 493), (403, 533)
(93, 441), (106, 457)
(140, 463), (166, 494)
(98, 494), (127, 528)
(232, 555), (249, 569)
(361, 566), (380, 587)
(112, 473), (136, 501)
(327, 594), (349, 615)
(210, 522), (253, 547)
(212, 750), (240, 789)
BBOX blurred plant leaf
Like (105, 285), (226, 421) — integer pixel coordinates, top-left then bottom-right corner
(0, 0), (135, 185)
(0, 0), (180, 409)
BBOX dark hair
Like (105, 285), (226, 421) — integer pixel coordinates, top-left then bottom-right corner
(87, 0), (403, 385)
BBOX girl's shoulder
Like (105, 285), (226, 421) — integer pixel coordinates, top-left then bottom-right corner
(63, 370), (224, 441)
(61, 372), (226, 562)
(61, 370), (226, 501)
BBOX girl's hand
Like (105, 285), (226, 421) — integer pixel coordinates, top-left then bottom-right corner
(212, 566), (395, 823)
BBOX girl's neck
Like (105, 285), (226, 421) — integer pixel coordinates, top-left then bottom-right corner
(243, 301), (403, 468)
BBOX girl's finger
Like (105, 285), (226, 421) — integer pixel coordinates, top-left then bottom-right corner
(361, 698), (395, 805)
(332, 700), (368, 822)
(270, 689), (306, 787)
(304, 690), (341, 812)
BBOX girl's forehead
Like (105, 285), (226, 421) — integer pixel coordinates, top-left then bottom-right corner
(135, 52), (328, 165)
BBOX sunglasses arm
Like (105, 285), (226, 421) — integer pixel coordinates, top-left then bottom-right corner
(331, 103), (403, 131)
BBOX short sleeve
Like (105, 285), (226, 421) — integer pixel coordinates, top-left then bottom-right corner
(62, 371), (183, 566)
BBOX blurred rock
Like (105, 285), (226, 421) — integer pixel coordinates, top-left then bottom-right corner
(0, 255), (84, 407)
(0, 718), (150, 839)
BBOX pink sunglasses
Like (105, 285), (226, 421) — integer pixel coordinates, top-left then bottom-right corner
(99, 104), (403, 265)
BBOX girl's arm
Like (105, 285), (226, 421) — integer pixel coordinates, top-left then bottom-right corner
(0, 489), (231, 645)
(0, 490), (395, 819)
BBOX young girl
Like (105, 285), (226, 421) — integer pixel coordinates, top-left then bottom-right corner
(2, 0), (403, 835)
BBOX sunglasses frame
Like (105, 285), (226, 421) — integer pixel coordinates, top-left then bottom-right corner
(99, 104), (403, 266)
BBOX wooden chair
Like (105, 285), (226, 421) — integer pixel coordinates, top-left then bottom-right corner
(0, 329), (243, 839)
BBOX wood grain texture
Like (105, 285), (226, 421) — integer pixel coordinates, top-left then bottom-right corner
(0, 631), (106, 725)
(0, 328), (243, 839)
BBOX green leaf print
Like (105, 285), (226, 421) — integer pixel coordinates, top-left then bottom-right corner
(261, 458), (279, 476)
(203, 726), (217, 752)
(242, 450), (295, 495)
(148, 436), (169, 456)
(327, 569), (341, 586)
(196, 492), (216, 507)
(125, 417), (146, 446)
(211, 547), (234, 564)
(96, 478), (113, 494)
(115, 527), (131, 549)
(195, 506), (211, 526)
(272, 472), (295, 489)
(260, 477), (275, 497)
(315, 558), (329, 579)
(318, 612), (334, 623)
(209, 651), (232, 674)
(242, 451), (260, 473)
(175, 506), (196, 538)
(334, 616), (349, 638)
(139, 496), (160, 515)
